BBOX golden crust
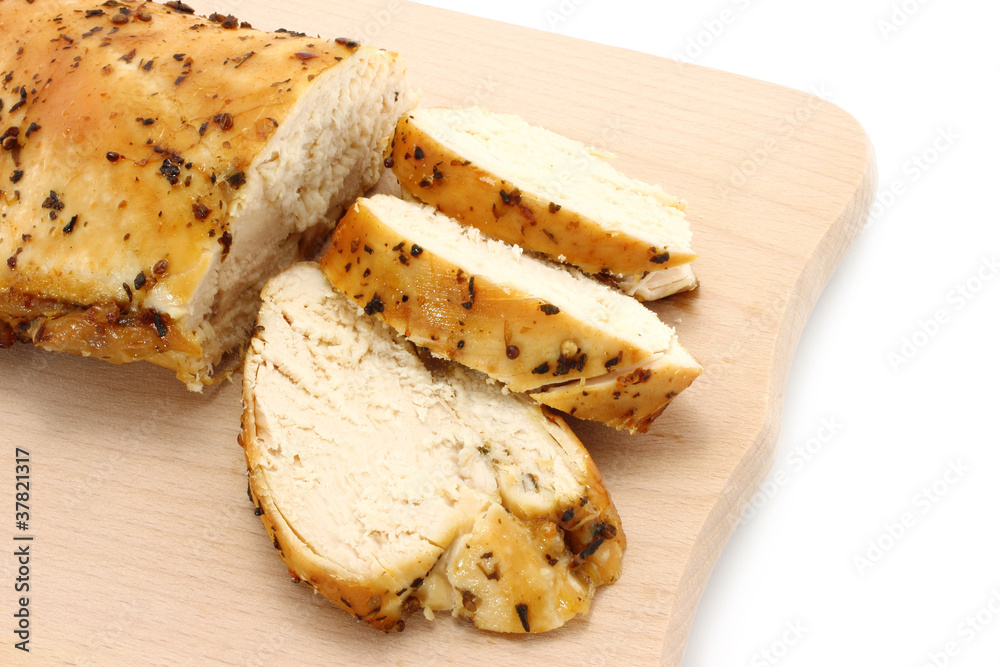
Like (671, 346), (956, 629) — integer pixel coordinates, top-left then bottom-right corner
(530, 354), (702, 434)
(0, 0), (405, 384)
(390, 112), (697, 276)
(321, 198), (700, 430)
(321, 200), (655, 393)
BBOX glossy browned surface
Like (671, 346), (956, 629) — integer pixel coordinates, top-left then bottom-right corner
(0, 0), (358, 360)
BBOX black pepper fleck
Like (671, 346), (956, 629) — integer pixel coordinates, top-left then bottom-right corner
(214, 112), (234, 131)
(159, 159), (181, 185)
(152, 311), (167, 338)
(226, 171), (246, 189)
(579, 536), (605, 560)
(596, 522), (618, 539)
(364, 294), (384, 316)
(554, 352), (587, 376)
(219, 230), (233, 260)
(515, 604), (530, 632)
(41, 190), (64, 212)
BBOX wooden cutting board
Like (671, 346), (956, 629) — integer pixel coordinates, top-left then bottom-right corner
(0, 1), (875, 665)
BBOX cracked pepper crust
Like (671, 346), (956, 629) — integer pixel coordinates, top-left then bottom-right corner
(390, 108), (697, 276)
(0, 0), (411, 386)
(321, 196), (701, 432)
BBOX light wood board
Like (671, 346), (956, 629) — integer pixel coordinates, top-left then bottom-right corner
(0, 1), (875, 665)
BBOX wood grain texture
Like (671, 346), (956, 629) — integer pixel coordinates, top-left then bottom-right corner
(0, 1), (875, 665)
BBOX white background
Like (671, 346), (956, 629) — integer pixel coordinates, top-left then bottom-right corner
(411, 2), (1000, 665)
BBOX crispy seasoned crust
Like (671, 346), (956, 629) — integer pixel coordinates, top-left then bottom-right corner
(320, 196), (701, 431)
(322, 198), (648, 392)
(0, 0), (413, 387)
(241, 263), (624, 633)
(530, 351), (702, 434)
(390, 108), (697, 276)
